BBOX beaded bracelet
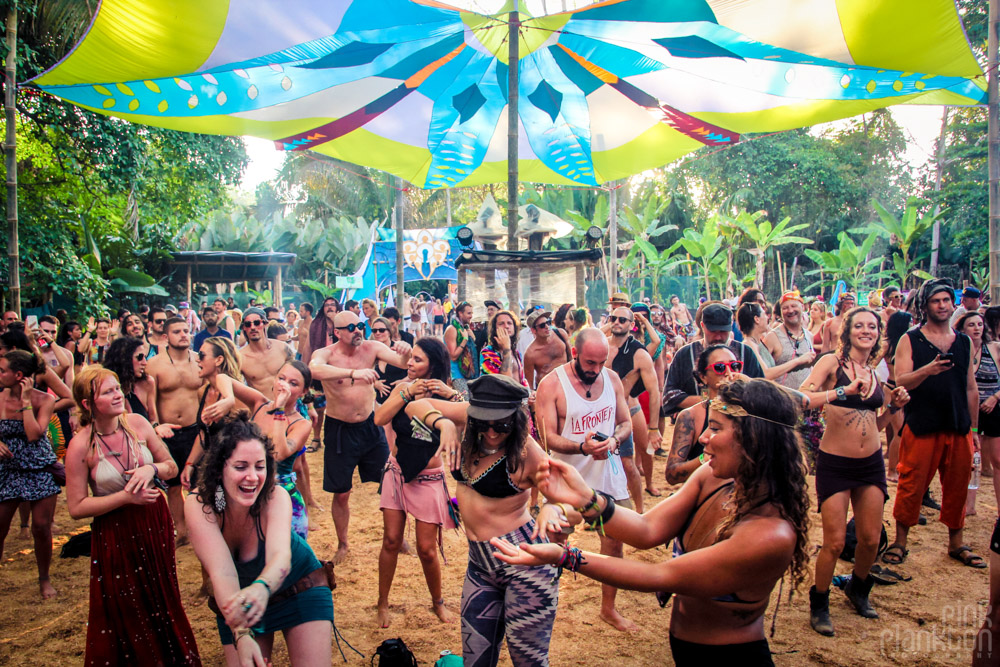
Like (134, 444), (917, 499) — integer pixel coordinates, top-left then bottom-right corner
(575, 489), (600, 516)
(399, 389), (413, 404)
(553, 543), (587, 582)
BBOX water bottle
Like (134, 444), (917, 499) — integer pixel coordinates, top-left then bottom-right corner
(970, 452), (981, 490)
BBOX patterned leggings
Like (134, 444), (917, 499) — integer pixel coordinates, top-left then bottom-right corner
(461, 521), (558, 667)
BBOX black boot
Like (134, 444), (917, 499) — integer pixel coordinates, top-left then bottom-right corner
(809, 585), (835, 636)
(844, 573), (879, 619)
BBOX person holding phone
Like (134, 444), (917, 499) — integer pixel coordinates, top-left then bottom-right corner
(887, 279), (983, 569)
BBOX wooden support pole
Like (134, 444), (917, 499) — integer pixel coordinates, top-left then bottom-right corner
(5, 8), (18, 317)
(186, 265), (192, 305)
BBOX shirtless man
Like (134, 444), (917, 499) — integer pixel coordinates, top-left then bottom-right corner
(821, 292), (857, 354)
(523, 310), (571, 388)
(670, 295), (696, 340)
(146, 317), (205, 544)
(34, 316), (73, 390)
(297, 302), (314, 360)
(606, 307), (662, 510)
(237, 307), (292, 401)
(310, 310), (411, 563)
(535, 328), (636, 631)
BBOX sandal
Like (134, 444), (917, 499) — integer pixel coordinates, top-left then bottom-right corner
(306, 438), (322, 453)
(948, 545), (987, 569)
(869, 564), (912, 585)
(882, 543), (908, 565)
(645, 488), (663, 497)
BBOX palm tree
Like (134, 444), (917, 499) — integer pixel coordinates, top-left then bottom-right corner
(665, 218), (726, 300)
(871, 199), (941, 289)
(729, 210), (813, 291)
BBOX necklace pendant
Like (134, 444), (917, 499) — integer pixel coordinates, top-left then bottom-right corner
(586, 390), (591, 398)
(108, 451), (122, 457)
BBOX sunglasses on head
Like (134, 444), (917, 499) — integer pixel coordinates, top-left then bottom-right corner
(469, 415), (516, 434)
(243, 319), (264, 328)
(335, 323), (365, 333)
(710, 360), (743, 375)
(609, 315), (633, 324)
(371, 327), (389, 334)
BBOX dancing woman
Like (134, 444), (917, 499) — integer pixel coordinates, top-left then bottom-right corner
(797, 307), (909, 635)
(955, 311), (1000, 513)
(186, 416), (334, 666)
(737, 303), (814, 381)
(373, 337), (465, 628)
(494, 379), (810, 667)
(479, 310), (526, 385)
(65, 366), (200, 665)
(0, 350), (60, 599)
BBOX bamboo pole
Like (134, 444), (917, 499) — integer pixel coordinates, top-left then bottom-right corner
(395, 178), (405, 307)
(5, 8), (18, 317)
(990, 0), (999, 304)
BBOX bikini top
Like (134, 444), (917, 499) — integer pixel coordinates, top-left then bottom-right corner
(451, 454), (523, 499)
(828, 364), (883, 411)
(671, 481), (763, 605)
(92, 430), (154, 497)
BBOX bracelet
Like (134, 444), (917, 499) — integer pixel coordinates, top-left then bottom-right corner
(252, 578), (272, 596)
(575, 488), (600, 516)
(972, 427), (979, 434)
(430, 415), (448, 430)
(185, 462), (195, 468)
(578, 441), (586, 456)
(17, 406), (31, 412)
(152, 421), (160, 428)
(698, 453), (706, 463)
(553, 543), (587, 582)
(400, 389), (413, 404)
(556, 502), (574, 519)
(835, 386), (847, 400)
(421, 409), (443, 425)
(825, 390), (831, 404)
(266, 407), (285, 415)
(647, 426), (658, 432)
(273, 413), (287, 421)
(234, 628), (255, 644)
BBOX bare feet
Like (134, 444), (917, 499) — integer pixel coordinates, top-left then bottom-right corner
(886, 474), (899, 484)
(376, 603), (391, 628)
(333, 545), (350, 565)
(39, 578), (57, 600)
(433, 599), (456, 624)
(308, 501), (322, 510)
(18, 526), (30, 540)
(600, 608), (638, 632)
(309, 523), (319, 532)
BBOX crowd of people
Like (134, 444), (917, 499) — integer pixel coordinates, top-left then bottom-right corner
(0, 278), (996, 665)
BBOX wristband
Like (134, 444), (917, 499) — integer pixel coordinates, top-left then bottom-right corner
(575, 489), (600, 516)
(400, 389), (413, 404)
(152, 421), (160, 428)
(699, 453), (706, 463)
(835, 386), (847, 401)
(972, 427), (979, 434)
(252, 578), (272, 596)
(234, 628), (255, 644)
(579, 441), (586, 456)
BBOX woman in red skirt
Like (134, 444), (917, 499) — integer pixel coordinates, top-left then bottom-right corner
(65, 366), (200, 666)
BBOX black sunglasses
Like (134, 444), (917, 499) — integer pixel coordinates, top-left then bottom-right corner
(609, 315), (633, 324)
(152, 318), (166, 325)
(533, 320), (550, 330)
(371, 327), (389, 334)
(134, 352), (146, 361)
(335, 323), (365, 333)
(469, 415), (516, 434)
(243, 319), (264, 328)
(710, 360), (743, 375)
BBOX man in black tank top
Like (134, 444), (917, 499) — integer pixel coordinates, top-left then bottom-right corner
(888, 279), (983, 568)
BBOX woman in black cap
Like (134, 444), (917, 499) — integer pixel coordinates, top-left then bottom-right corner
(448, 373), (566, 667)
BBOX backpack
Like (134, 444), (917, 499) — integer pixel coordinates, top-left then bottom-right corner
(840, 517), (888, 562)
(371, 638), (418, 666)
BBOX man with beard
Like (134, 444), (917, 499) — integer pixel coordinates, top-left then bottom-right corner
(605, 306), (661, 509)
(662, 303), (764, 418)
(212, 298), (236, 336)
(310, 310), (411, 563)
(474, 300), (500, 352)
(191, 305), (231, 352)
(35, 316), (74, 390)
(820, 292), (857, 354)
(238, 307), (292, 401)
(763, 291), (817, 390)
(145, 305), (168, 358)
(297, 302), (314, 357)
(523, 310), (571, 389)
(535, 328), (636, 631)
(146, 317), (208, 544)
(886, 279), (984, 568)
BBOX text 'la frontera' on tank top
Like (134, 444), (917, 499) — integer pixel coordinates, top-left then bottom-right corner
(550, 365), (628, 501)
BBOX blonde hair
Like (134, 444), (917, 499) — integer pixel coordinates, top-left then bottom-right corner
(73, 366), (142, 464)
(202, 336), (241, 378)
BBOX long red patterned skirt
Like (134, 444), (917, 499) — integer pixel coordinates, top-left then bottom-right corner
(85, 493), (201, 666)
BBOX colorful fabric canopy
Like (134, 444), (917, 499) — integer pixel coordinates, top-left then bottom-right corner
(29, 0), (986, 188)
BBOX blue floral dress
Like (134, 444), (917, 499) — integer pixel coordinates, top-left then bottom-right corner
(0, 418), (59, 502)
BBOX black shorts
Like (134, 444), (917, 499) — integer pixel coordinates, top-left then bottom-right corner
(992, 517), (1000, 556)
(669, 634), (773, 667)
(163, 424), (202, 488)
(979, 407), (1000, 438)
(322, 414), (389, 494)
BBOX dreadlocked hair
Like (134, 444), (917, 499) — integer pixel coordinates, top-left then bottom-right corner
(73, 366), (143, 466)
(714, 379), (811, 593)
(836, 307), (884, 367)
(195, 414), (276, 526)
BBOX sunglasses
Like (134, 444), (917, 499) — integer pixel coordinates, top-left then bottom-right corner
(608, 316), (633, 324)
(710, 360), (743, 375)
(335, 323), (365, 333)
(153, 319), (166, 325)
(197, 351), (207, 360)
(469, 415), (516, 434)
(371, 327), (389, 334)
(243, 319), (264, 328)
(533, 320), (550, 330)
(134, 352), (146, 361)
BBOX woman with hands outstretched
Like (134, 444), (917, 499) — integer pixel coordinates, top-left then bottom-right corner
(493, 379), (811, 667)
(65, 366), (200, 665)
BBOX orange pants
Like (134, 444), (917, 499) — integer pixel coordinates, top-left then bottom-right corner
(892, 425), (973, 531)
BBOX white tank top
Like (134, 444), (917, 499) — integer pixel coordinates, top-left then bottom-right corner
(552, 365), (628, 500)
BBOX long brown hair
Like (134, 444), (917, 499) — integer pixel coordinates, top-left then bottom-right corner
(836, 306), (883, 366)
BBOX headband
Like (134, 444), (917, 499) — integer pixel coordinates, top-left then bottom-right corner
(780, 290), (803, 305)
(709, 397), (796, 429)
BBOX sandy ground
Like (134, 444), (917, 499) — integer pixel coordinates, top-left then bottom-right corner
(0, 422), (993, 666)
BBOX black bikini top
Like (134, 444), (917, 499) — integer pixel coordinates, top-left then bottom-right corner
(828, 364), (883, 411)
(451, 454), (523, 499)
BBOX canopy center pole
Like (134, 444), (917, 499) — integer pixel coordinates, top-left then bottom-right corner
(505, 1), (520, 309)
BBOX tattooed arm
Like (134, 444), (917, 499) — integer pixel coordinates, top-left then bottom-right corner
(666, 408), (704, 485)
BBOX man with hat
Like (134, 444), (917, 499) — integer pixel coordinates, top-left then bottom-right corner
(882, 285), (902, 322)
(886, 278), (983, 569)
(951, 286), (983, 328)
(523, 309), (571, 389)
(474, 300), (501, 352)
(662, 302), (764, 417)
(178, 301), (200, 333)
(608, 291), (630, 309)
(535, 327), (637, 631)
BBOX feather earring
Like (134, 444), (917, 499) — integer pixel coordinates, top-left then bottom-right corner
(214, 485), (226, 513)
